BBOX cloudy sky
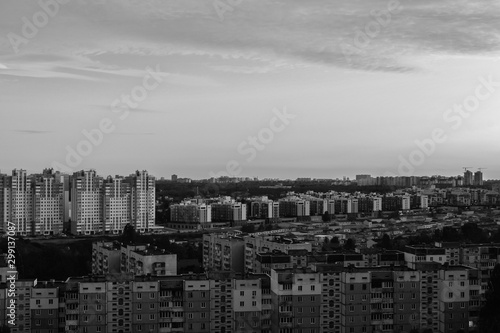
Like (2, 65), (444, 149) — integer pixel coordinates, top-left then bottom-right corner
(1, 0), (499, 180)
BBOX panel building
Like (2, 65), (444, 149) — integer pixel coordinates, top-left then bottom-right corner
(71, 170), (104, 235)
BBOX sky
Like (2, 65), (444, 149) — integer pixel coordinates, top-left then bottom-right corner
(0, 0), (499, 180)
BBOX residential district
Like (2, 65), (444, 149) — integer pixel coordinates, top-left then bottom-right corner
(1, 168), (500, 333)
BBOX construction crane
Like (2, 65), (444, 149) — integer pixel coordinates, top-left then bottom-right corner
(462, 167), (473, 172)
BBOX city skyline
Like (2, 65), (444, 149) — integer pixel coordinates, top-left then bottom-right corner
(1, 0), (500, 179)
(0, 167), (497, 182)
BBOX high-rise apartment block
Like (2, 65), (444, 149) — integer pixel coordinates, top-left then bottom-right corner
(125, 170), (156, 232)
(103, 176), (131, 234)
(0, 169), (156, 236)
(32, 169), (64, 235)
(71, 170), (104, 235)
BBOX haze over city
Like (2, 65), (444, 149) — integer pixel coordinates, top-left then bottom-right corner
(1, 0), (500, 179)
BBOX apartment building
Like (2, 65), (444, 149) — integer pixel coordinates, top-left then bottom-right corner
(102, 176), (131, 234)
(32, 169), (64, 235)
(92, 241), (122, 275)
(249, 200), (280, 219)
(270, 268), (322, 333)
(125, 170), (156, 233)
(121, 245), (177, 276)
(243, 234), (312, 274)
(279, 199), (310, 217)
(0, 264), (489, 333)
(11, 279), (37, 333)
(71, 170), (104, 235)
(30, 281), (60, 333)
(211, 203), (247, 223)
(10, 169), (33, 236)
(92, 242), (177, 276)
(169, 203), (212, 230)
(202, 234), (246, 273)
(183, 279), (211, 332)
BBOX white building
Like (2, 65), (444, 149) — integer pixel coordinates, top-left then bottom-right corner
(103, 176), (131, 234)
(32, 170), (64, 235)
(10, 169), (33, 236)
(125, 170), (156, 233)
(71, 170), (104, 235)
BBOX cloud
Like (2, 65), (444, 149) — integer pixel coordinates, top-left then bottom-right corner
(1, 0), (499, 73)
(110, 132), (155, 136)
(13, 130), (53, 134)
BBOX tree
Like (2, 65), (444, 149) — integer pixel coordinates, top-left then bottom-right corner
(322, 211), (332, 222)
(461, 223), (487, 243)
(121, 223), (137, 244)
(330, 237), (340, 245)
(478, 264), (500, 332)
(241, 224), (255, 233)
(379, 234), (393, 250)
(441, 226), (461, 242)
(344, 238), (356, 251)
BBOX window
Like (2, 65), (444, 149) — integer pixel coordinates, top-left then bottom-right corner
(137, 315), (142, 321)
(311, 285), (315, 291)
(350, 306), (354, 312)
(298, 286), (302, 291)
(240, 291), (245, 296)
(240, 301), (244, 306)
(350, 285), (354, 291)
